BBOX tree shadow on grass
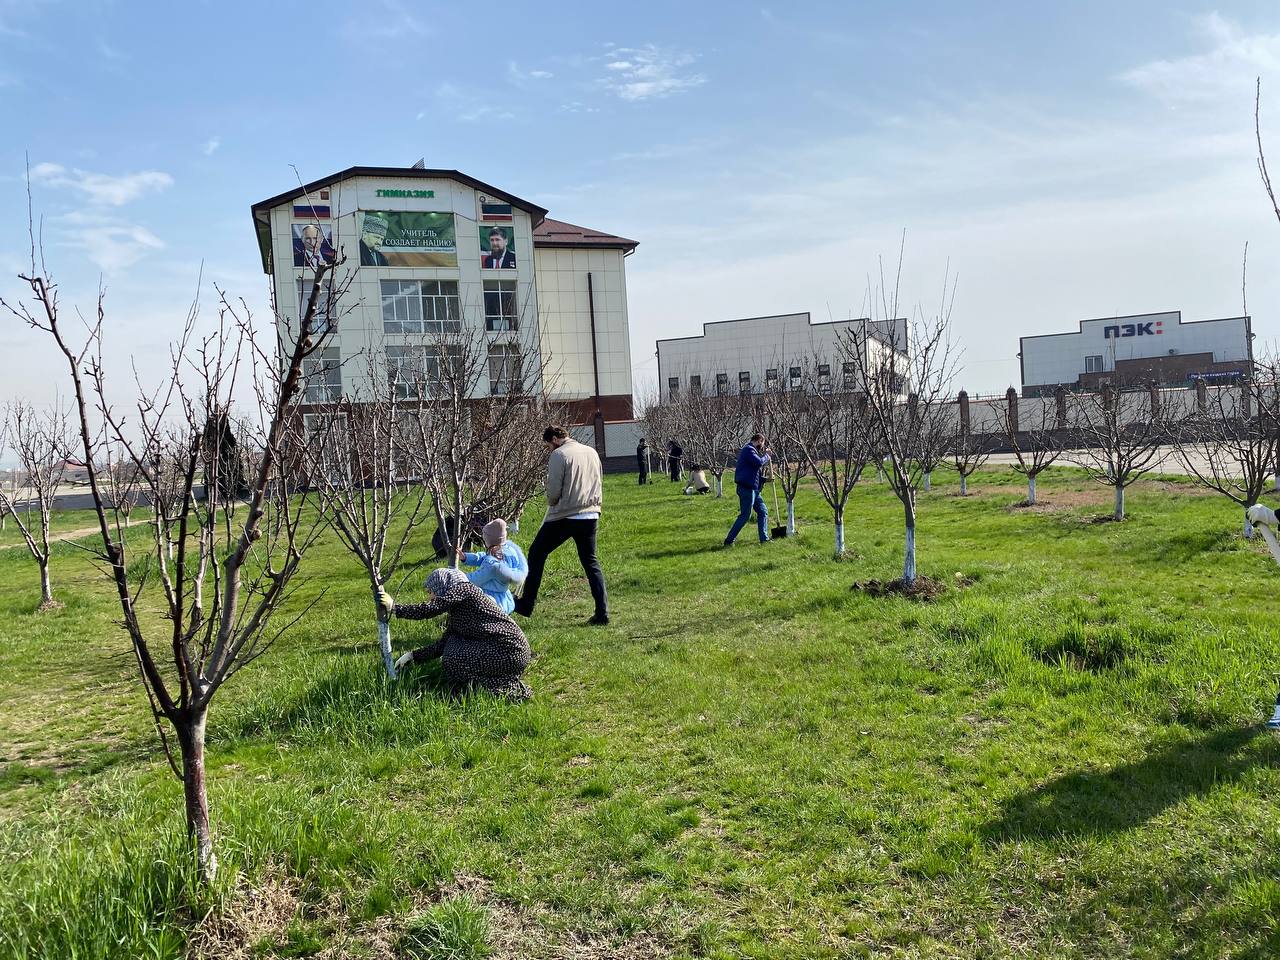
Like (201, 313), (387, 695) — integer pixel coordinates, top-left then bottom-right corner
(983, 726), (1280, 843)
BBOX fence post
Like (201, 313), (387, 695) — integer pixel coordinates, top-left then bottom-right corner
(1242, 378), (1252, 421)
(958, 389), (970, 436)
(1195, 377), (1207, 413)
(1005, 387), (1019, 434)
(1148, 381), (1160, 421)
(1054, 385), (1067, 430)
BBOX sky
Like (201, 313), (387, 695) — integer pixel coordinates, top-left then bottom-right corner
(2, 0), (1280, 413)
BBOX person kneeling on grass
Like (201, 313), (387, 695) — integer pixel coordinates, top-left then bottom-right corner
(378, 568), (532, 701)
(457, 518), (527, 614)
(684, 466), (712, 495)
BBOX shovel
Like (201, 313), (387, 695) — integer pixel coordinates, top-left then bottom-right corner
(769, 474), (789, 539)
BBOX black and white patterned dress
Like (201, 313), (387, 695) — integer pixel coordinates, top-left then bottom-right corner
(394, 578), (533, 701)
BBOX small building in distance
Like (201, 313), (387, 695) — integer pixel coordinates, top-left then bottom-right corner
(1019, 311), (1253, 397)
(655, 312), (908, 401)
(249, 166), (638, 444)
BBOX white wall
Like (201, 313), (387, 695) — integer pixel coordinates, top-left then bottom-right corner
(270, 174), (541, 399)
(534, 246), (634, 402)
(656, 313), (904, 395)
(1021, 311), (1250, 388)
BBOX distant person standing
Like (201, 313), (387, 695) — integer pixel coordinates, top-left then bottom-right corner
(724, 433), (773, 546)
(667, 438), (683, 482)
(637, 437), (650, 485)
(514, 426), (609, 626)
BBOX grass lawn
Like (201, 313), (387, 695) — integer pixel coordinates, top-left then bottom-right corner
(2, 466), (1280, 958)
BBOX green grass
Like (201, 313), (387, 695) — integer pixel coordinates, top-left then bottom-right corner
(2, 466), (1280, 957)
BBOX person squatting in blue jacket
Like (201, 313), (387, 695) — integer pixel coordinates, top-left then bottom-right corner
(457, 518), (528, 613)
(724, 433), (773, 546)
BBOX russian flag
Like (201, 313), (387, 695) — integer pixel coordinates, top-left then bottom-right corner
(480, 202), (513, 222)
(294, 204), (330, 219)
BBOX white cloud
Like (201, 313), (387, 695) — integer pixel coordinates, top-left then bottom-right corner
(51, 210), (165, 274)
(508, 61), (553, 84)
(1121, 13), (1280, 106)
(341, 0), (429, 42)
(97, 38), (126, 62)
(202, 136), (221, 156)
(597, 43), (706, 101)
(29, 163), (173, 206)
(433, 82), (515, 123)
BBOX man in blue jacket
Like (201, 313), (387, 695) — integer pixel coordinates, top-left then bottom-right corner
(724, 433), (773, 546)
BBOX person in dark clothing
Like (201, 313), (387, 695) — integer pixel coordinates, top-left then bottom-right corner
(378, 567), (532, 701)
(637, 437), (650, 485)
(667, 438), (683, 482)
(724, 433), (773, 546)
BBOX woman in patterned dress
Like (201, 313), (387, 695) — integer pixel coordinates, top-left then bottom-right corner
(378, 568), (532, 701)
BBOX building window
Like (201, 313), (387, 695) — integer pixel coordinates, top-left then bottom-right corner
(297, 278), (336, 337)
(380, 280), (460, 335)
(766, 368), (778, 388)
(817, 363), (831, 394)
(739, 371), (751, 395)
(386, 345), (460, 398)
(303, 346), (341, 402)
(716, 372), (728, 396)
(668, 376), (679, 400)
(488, 343), (522, 395)
(689, 374), (702, 395)
(1085, 354), (1104, 374)
(483, 280), (518, 332)
(789, 366), (802, 390)
(842, 361), (857, 390)
(303, 412), (351, 482)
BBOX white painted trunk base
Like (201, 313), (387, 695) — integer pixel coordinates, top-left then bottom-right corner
(903, 523), (917, 584)
(378, 619), (396, 678)
(786, 499), (796, 535)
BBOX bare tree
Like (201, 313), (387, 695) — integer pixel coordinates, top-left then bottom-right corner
(759, 384), (821, 534)
(406, 306), (551, 569)
(1174, 372), (1280, 538)
(947, 408), (992, 496)
(780, 360), (872, 555)
(841, 254), (960, 585)
(0, 402), (71, 608)
(4, 219), (335, 882)
(999, 397), (1063, 505)
(303, 350), (432, 677)
(674, 387), (746, 498)
(1073, 384), (1166, 521)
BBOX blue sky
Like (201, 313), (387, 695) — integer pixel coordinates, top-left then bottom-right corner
(3, 0), (1280, 406)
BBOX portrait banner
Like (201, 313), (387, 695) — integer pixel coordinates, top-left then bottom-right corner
(293, 223), (336, 268)
(359, 211), (457, 267)
(479, 224), (516, 270)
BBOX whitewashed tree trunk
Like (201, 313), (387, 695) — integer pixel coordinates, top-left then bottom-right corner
(378, 617), (397, 678)
(178, 708), (216, 884)
(715, 474), (723, 497)
(903, 520), (917, 584)
(923, 471), (932, 492)
(786, 498), (796, 535)
(1245, 506), (1255, 539)
(959, 474), (968, 496)
(834, 506), (845, 556)
(1028, 475), (1037, 505)
(38, 561), (52, 607)
(1114, 484), (1125, 521)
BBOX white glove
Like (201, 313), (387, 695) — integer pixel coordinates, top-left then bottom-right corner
(1247, 504), (1279, 530)
(394, 651), (415, 671)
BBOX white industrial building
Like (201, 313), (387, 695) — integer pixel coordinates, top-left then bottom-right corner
(1019, 311), (1252, 397)
(251, 167), (638, 430)
(655, 312), (908, 400)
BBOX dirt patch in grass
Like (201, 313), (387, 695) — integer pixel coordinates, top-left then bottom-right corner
(189, 868), (673, 960)
(852, 575), (952, 600)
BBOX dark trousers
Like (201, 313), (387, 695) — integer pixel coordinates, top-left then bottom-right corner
(638, 460), (649, 484)
(669, 457), (682, 481)
(516, 518), (608, 618)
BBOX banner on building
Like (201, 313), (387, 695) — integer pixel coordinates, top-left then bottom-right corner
(293, 223), (336, 268)
(479, 224), (516, 270)
(358, 211), (457, 267)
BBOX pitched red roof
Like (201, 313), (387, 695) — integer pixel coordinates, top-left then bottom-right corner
(533, 217), (638, 252)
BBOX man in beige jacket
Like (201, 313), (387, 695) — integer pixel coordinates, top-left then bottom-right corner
(513, 425), (609, 625)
